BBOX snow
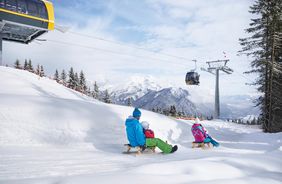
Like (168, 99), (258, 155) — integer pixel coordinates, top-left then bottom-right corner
(106, 75), (162, 97)
(242, 114), (257, 122)
(0, 66), (282, 184)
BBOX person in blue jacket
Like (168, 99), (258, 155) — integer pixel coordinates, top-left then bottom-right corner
(125, 108), (146, 148)
(125, 108), (178, 153)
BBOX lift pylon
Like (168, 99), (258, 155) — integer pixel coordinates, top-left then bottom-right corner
(201, 59), (233, 119)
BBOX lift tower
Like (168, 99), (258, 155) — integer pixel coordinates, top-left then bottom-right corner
(201, 59), (233, 119)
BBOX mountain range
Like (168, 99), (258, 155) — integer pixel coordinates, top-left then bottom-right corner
(100, 76), (260, 119)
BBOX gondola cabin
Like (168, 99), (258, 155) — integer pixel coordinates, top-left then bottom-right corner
(185, 71), (200, 85)
(0, 0), (54, 44)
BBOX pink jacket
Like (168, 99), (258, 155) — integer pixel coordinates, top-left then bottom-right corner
(191, 123), (207, 142)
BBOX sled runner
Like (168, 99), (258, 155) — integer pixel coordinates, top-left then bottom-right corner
(192, 142), (212, 149)
(123, 144), (156, 155)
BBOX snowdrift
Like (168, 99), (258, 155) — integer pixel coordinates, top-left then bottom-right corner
(0, 66), (189, 150)
(0, 66), (281, 184)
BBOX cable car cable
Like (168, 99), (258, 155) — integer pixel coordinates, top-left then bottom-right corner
(48, 38), (254, 86)
(67, 30), (196, 62)
(232, 70), (254, 83)
(46, 39), (188, 67)
(48, 31), (255, 85)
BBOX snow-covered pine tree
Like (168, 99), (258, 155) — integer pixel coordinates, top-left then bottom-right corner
(103, 89), (111, 103)
(28, 59), (34, 73)
(162, 108), (170, 116)
(156, 107), (162, 114)
(92, 81), (99, 99)
(40, 65), (45, 77)
(68, 67), (75, 89)
(79, 70), (87, 93)
(177, 111), (181, 117)
(127, 97), (133, 106)
(23, 59), (28, 70)
(86, 86), (91, 96)
(61, 69), (67, 85)
(14, 59), (21, 69)
(74, 72), (79, 91)
(169, 105), (177, 117)
(239, 0), (282, 132)
(251, 117), (256, 125)
(36, 64), (40, 76)
(54, 69), (59, 83)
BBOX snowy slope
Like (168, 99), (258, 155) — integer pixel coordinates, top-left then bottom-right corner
(0, 67), (183, 147)
(0, 66), (281, 184)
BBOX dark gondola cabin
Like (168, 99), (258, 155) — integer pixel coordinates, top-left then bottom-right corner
(185, 71), (200, 85)
(0, 0), (54, 44)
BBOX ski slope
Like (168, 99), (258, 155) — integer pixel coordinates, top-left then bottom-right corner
(0, 66), (281, 184)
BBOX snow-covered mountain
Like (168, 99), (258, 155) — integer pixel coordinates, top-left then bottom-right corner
(0, 66), (281, 184)
(134, 87), (199, 115)
(109, 76), (163, 104)
(104, 76), (259, 119)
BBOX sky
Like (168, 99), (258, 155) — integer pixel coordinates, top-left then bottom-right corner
(3, 0), (258, 96)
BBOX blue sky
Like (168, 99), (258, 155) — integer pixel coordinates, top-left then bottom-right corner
(4, 0), (257, 96)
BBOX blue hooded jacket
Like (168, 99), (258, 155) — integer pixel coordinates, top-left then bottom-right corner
(125, 116), (145, 147)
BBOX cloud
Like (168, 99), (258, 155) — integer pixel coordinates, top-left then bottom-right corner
(3, 0), (257, 97)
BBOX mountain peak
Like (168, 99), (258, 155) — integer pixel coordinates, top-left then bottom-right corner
(126, 75), (162, 91)
(167, 87), (189, 98)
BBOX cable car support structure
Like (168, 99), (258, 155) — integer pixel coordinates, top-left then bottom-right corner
(201, 59), (233, 119)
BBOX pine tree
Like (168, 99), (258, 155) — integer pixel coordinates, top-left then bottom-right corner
(79, 70), (87, 93)
(23, 59), (28, 70)
(40, 65), (45, 77)
(54, 69), (59, 83)
(92, 81), (99, 99)
(36, 64), (40, 76)
(28, 59), (34, 72)
(127, 97), (133, 106)
(103, 90), (111, 103)
(239, 0), (282, 132)
(251, 117), (256, 125)
(86, 86), (91, 96)
(74, 72), (79, 90)
(14, 59), (21, 69)
(68, 67), (75, 89)
(61, 69), (67, 85)
(157, 107), (161, 114)
(177, 111), (183, 117)
(257, 117), (262, 125)
(169, 105), (177, 117)
(162, 108), (170, 116)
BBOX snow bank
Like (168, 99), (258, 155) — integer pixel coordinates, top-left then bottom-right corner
(0, 66), (281, 184)
(0, 66), (186, 149)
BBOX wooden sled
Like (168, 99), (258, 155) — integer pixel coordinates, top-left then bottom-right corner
(192, 142), (212, 149)
(123, 144), (156, 155)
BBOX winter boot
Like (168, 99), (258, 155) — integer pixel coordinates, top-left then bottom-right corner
(170, 145), (178, 153)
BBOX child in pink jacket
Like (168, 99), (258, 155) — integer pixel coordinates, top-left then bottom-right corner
(191, 118), (219, 147)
